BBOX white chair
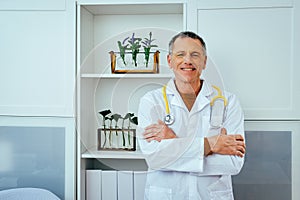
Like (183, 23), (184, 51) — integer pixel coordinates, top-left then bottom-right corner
(0, 188), (60, 200)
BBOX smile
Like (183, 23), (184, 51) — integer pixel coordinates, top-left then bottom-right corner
(181, 68), (196, 71)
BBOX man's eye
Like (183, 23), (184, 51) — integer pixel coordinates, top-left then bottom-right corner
(191, 53), (200, 57)
(176, 53), (184, 57)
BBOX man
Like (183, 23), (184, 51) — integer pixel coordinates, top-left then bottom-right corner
(137, 31), (246, 200)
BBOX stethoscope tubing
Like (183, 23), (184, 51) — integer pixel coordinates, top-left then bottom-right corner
(162, 84), (227, 127)
(162, 85), (175, 125)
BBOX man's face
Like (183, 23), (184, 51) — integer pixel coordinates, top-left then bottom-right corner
(167, 37), (207, 84)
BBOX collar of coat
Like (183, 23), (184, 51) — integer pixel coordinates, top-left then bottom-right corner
(165, 78), (217, 113)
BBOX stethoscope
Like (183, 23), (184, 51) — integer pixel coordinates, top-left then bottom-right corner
(162, 84), (228, 127)
(209, 85), (228, 128)
(162, 85), (175, 125)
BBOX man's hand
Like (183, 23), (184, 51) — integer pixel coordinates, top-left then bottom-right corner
(143, 120), (177, 142)
(207, 128), (246, 157)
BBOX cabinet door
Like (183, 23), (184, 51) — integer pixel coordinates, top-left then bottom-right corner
(0, 0), (75, 117)
(234, 121), (300, 200)
(0, 116), (75, 200)
(233, 129), (291, 200)
(189, 0), (300, 120)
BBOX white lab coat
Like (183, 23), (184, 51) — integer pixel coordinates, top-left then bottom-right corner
(137, 79), (245, 200)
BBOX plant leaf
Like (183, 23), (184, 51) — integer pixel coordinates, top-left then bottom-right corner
(129, 117), (138, 125)
(112, 114), (122, 122)
(99, 109), (111, 117)
(105, 116), (113, 121)
(122, 37), (129, 45)
(124, 113), (134, 119)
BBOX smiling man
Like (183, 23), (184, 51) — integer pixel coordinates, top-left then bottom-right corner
(168, 32), (206, 91)
(166, 32), (207, 112)
(137, 31), (246, 200)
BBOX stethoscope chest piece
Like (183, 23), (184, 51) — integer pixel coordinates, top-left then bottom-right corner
(164, 114), (175, 125)
(162, 85), (175, 125)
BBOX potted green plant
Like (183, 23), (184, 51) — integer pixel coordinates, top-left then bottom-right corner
(112, 32), (160, 73)
(98, 110), (138, 150)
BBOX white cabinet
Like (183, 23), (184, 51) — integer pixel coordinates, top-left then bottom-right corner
(76, 1), (186, 199)
(0, 0), (75, 117)
(0, 0), (76, 199)
(0, 116), (75, 200)
(190, 0), (300, 120)
(239, 121), (300, 200)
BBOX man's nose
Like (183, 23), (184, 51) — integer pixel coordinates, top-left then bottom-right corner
(183, 54), (192, 64)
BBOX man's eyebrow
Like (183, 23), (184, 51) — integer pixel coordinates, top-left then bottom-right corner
(173, 50), (202, 54)
(173, 50), (185, 53)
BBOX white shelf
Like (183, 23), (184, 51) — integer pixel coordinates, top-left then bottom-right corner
(81, 73), (173, 79)
(82, 149), (145, 159)
(83, 3), (183, 15)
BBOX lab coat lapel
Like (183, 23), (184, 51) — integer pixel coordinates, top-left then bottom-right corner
(166, 79), (186, 109)
(190, 81), (213, 115)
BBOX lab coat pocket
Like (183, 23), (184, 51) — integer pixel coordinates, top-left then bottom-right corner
(146, 186), (172, 200)
(207, 176), (234, 200)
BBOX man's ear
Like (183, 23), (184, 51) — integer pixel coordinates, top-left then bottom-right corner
(167, 54), (172, 69)
(203, 55), (207, 70)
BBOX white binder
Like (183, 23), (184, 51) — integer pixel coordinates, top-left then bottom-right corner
(133, 171), (147, 200)
(118, 171), (134, 200)
(86, 170), (101, 200)
(102, 170), (117, 200)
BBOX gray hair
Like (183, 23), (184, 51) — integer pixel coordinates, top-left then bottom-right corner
(168, 31), (207, 56)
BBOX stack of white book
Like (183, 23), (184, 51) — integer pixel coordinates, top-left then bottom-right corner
(86, 170), (147, 200)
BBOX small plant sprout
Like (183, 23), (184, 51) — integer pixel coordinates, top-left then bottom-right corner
(105, 115), (114, 147)
(99, 109), (112, 127)
(112, 114), (122, 135)
(142, 32), (158, 67)
(117, 37), (129, 65)
(128, 116), (138, 146)
(112, 113), (122, 147)
(121, 113), (134, 147)
(98, 109), (111, 148)
(127, 33), (142, 67)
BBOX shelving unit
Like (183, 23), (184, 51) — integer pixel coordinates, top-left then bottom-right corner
(76, 1), (186, 199)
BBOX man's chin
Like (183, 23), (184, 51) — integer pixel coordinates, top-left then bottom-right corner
(175, 77), (200, 85)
